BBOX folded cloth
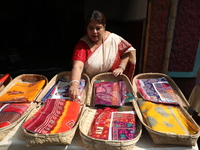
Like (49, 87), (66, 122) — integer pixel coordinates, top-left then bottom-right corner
(94, 81), (134, 106)
(88, 107), (118, 140)
(109, 111), (136, 140)
(22, 99), (81, 134)
(119, 81), (134, 103)
(0, 80), (46, 103)
(41, 81), (58, 102)
(0, 103), (30, 128)
(136, 77), (179, 105)
(88, 106), (136, 140)
(137, 99), (198, 135)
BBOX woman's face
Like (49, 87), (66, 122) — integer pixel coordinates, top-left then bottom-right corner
(87, 19), (105, 44)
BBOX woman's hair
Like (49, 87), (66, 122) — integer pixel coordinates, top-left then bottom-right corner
(84, 10), (106, 33)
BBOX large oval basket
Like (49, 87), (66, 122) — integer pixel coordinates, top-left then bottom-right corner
(22, 71), (90, 147)
(132, 72), (200, 146)
(79, 72), (142, 150)
(0, 74), (48, 141)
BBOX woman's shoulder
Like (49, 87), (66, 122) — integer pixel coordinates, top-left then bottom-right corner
(108, 32), (123, 39)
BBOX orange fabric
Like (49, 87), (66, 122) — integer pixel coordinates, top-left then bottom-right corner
(22, 99), (81, 134)
(0, 80), (46, 103)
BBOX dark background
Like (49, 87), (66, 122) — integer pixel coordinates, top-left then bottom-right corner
(0, 1), (145, 80)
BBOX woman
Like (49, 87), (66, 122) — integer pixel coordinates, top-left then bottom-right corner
(69, 10), (136, 99)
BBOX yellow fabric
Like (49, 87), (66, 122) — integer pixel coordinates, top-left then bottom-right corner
(0, 80), (46, 103)
(138, 99), (198, 135)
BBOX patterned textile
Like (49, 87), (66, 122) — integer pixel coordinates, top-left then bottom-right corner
(110, 111), (136, 140)
(94, 82), (121, 106)
(88, 106), (136, 140)
(89, 107), (117, 140)
(0, 103), (30, 128)
(137, 99), (198, 135)
(119, 81), (135, 103)
(22, 99), (81, 134)
(94, 81), (134, 106)
(41, 79), (86, 103)
(41, 81), (58, 102)
(136, 77), (179, 105)
(0, 80), (46, 103)
(72, 33), (136, 80)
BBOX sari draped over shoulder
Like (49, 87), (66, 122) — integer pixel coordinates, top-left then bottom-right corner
(72, 33), (136, 80)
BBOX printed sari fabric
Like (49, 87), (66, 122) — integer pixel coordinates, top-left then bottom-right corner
(41, 79), (86, 103)
(0, 80), (46, 103)
(88, 106), (136, 140)
(136, 77), (179, 105)
(22, 99), (81, 134)
(0, 103), (30, 128)
(94, 81), (134, 106)
(72, 33), (136, 80)
(137, 99), (198, 135)
(110, 111), (136, 140)
(88, 107), (118, 140)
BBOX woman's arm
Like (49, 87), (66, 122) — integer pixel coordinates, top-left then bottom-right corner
(113, 52), (130, 77)
(69, 60), (84, 99)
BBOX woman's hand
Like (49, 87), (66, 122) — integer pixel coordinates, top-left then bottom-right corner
(68, 84), (80, 100)
(113, 67), (124, 77)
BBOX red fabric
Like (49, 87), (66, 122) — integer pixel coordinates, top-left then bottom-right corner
(72, 40), (92, 63)
(0, 122), (11, 128)
(0, 74), (10, 86)
(88, 107), (118, 140)
(22, 99), (81, 134)
(0, 103), (30, 128)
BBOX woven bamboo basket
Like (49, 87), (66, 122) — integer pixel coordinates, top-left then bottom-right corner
(0, 74), (12, 93)
(132, 72), (200, 146)
(79, 72), (142, 150)
(0, 74), (48, 141)
(23, 71), (90, 147)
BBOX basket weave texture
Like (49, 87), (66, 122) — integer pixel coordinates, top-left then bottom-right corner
(0, 74), (48, 141)
(79, 72), (142, 150)
(23, 71), (90, 147)
(132, 72), (200, 146)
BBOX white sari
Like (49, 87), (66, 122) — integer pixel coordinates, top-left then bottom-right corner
(80, 33), (136, 80)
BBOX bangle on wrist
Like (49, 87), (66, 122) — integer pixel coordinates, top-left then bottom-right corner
(70, 80), (79, 85)
(118, 64), (125, 71)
